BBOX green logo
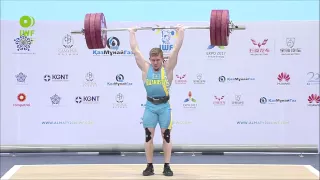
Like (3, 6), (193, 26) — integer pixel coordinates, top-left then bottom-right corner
(20, 16), (35, 28)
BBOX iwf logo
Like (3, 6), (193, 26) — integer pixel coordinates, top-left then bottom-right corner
(307, 94), (320, 107)
(249, 39), (270, 56)
(277, 72), (290, 85)
(153, 26), (177, 54)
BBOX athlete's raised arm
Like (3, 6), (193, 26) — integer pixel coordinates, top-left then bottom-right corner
(166, 24), (185, 71)
(128, 27), (149, 73)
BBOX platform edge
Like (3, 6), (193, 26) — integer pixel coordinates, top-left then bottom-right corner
(0, 165), (22, 180)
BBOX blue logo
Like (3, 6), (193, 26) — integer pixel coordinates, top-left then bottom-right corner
(14, 35), (32, 51)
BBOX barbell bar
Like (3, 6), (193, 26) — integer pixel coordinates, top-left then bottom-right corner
(70, 10), (246, 49)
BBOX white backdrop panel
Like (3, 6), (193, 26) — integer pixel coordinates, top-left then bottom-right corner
(1, 19), (319, 146)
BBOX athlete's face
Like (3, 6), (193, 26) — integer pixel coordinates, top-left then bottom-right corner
(149, 55), (163, 71)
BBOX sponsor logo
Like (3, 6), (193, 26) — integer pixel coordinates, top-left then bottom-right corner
(83, 72), (97, 87)
(13, 93), (31, 107)
(44, 74), (69, 82)
(93, 36), (133, 56)
(154, 26), (177, 54)
(280, 38), (302, 56)
(213, 95), (226, 106)
(249, 39), (270, 56)
(19, 15), (35, 37)
(175, 74), (187, 84)
(237, 121), (289, 125)
(75, 96), (100, 104)
(206, 45), (226, 60)
(41, 121), (94, 125)
(307, 94), (320, 107)
(218, 76), (255, 82)
(15, 72), (27, 85)
(193, 73), (206, 84)
(13, 35), (35, 55)
(307, 72), (320, 85)
(231, 95), (244, 106)
(260, 97), (297, 104)
(58, 34), (78, 56)
(277, 72), (290, 85)
(183, 91), (197, 109)
(106, 74), (133, 86)
(113, 93), (127, 108)
(50, 94), (61, 106)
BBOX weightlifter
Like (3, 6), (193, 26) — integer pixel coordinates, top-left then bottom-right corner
(128, 25), (185, 176)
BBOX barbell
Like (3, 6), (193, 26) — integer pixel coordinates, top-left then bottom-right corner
(70, 10), (246, 49)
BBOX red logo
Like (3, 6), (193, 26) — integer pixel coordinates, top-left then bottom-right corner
(249, 39), (270, 55)
(17, 93), (26, 102)
(251, 39), (268, 48)
(214, 96), (225, 101)
(176, 74), (186, 79)
(278, 72), (290, 82)
(308, 94), (320, 103)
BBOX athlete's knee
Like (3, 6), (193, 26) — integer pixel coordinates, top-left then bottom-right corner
(145, 128), (154, 143)
(162, 129), (171, 143)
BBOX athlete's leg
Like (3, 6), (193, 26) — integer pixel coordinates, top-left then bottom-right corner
(142, 107), (158, 176)
(158, 103), (173, 176)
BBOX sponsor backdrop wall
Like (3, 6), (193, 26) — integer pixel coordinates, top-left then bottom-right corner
(0, 18), (319, 147)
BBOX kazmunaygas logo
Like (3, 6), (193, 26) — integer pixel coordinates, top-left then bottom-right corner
(218, 76), (255, 83)
(206, 45), (226, 60)
(260, 97), (297, 104)
(237, 120), (289, 125)
(93, 36), (133, 56)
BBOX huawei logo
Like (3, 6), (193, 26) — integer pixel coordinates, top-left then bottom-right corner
(308, 94), (320, 103)
(278, 72), (290, 82)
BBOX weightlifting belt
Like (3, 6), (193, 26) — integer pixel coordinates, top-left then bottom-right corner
(147, 95), (170, 105)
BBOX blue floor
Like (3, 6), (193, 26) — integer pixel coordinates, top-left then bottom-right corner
(1, 153), (319, 177)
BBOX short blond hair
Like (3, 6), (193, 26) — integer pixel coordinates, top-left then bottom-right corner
(149, 48), (163, 58)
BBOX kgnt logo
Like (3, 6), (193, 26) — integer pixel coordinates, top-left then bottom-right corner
(175, 74), (187, 84)
(232, 95), (244, 106)
(307, 72), (319, 85)
(277, 72), (290, 85)
(154, 27), (177, 54)
(183, 91), (197, 109)
(106, 74), (133, 86)
(58, 34), (78, 56)
(13, 93), (31, 107)
(249, 39), (270, 56)
(260, 97), (297, 104)
(280, 38), (302, 56)
(213, 95), (226, 106)
(307, 94), (320, 107)
(93, 36), (133, 56)
(218, 75), (255, 82)
(113, 93), (127, 108)
(83, 72), (97, 87)
(13, 35), (35, 55)
(15, 72), (27, 85)
(206, 45), (226, 60)
(50, 94), (61, 106)
(44, 74), (69, 82)
(193, 73), (206, 84)
(75, 96), (100, 104)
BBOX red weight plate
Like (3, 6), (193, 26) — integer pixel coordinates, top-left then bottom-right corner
(84, 13), (94, 49)
(94, 13), (108, 49)
(215, 10), (223, 46)
(220, 10), (229, 46)
(209, 10), (217, 45)
(90, 13), (98, 49)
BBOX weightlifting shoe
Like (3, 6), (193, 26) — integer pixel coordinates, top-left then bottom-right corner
(163, 165), (173, 176)
(142, 164), (154, 176)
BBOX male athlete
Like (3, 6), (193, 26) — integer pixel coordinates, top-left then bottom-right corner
(128, 25), (185, 176)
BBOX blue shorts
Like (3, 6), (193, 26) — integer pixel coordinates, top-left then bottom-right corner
(142, 101), (172, 129)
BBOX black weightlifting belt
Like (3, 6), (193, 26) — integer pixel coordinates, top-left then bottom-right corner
(147, 95), (170, 105)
